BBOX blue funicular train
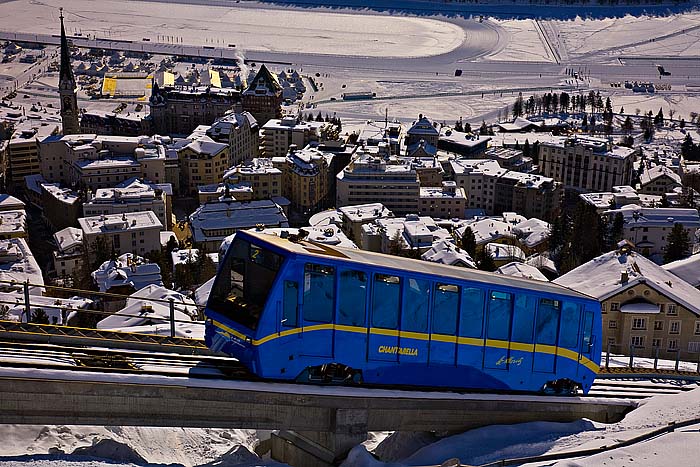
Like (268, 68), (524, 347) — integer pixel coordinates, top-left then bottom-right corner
(205, 229), (602, 394)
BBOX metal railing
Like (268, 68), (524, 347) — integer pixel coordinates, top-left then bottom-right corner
(0, 278), (205, 339)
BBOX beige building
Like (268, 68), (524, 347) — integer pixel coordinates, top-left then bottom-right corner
(338, 203), (393, 245)
(555, 246), (700, 361)
(260, 116), (324, 158)
(83, 178), (173, 230)
(206, 111), (259, 165)
(539, 136), (636, 192)
(451, 159), (562, 221)
(78, 211), (163, 262)
(53, 226), (83, 279)
(283, 146), (333, 213)
(638, 165), (682, 195)
(418, 182), (467, 219)
(177, 136), (229, 195)
(8, 125), (59, 191)
(224, 158), (282, 200)
(336, 149), (420, 215)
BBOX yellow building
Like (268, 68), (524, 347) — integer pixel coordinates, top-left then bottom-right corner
(177, 135), (230, 195)
(284, 146), (333, 213)
(224, 158), (282, 200)
(555, 246), (700, 362)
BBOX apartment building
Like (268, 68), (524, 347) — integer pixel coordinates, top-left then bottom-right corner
(638, 165), (682, 195)
(451, 159), (562, 221)
(53, 227), (83, 278)
(283, 146), (334, 213)
(260, 116), (324, 157)
(78, 211), (163, 262)
(418, 182), (468, 219)
(241, 64), (283, 126)
(539, 136), (636, 192)
(189, 199), (288, 251)
(224, 158), (282, 200)
(206, 111), (259, 166)
(177, 136), (229, 195)
(604, 205), (700, 257)
(338, 203), (394, 245)
(336, 149), (420, 215)
(7, 124), (59, 191)
(83, 178), (173, 230)
(556, 247), (700, 362)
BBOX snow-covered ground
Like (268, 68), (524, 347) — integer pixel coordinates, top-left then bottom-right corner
(0, 0), (467, 58)
(0, 385), (698, 466)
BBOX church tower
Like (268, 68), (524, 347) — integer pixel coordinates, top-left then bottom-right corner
(59, 8), (79, 135)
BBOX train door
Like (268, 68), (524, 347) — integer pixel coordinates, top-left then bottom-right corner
(579, 309), (596, 370)
(299, 263), (334, 358)
(368, 273), (401, 362)
(509, 295), (537, 374)
(558, 302), (582, 367)
(456, 287), (486, 368)
(399, 277), (430, 366)
(483, 291), (513, 370)
(533, 298), (561, 373)
(334, 269), (369, 367)
(429, 283), (460, 366)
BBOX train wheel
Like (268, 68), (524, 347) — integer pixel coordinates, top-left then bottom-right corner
(542, 379), (580, 396)
(297, 363), (362, 385)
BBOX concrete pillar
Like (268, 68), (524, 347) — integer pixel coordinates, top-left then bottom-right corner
(271, 408), (368, 467)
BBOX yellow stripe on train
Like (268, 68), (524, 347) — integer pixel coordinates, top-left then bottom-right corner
(210, 320), (600, 372)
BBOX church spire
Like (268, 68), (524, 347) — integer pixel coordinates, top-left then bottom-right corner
(58, 7), (79, 135)
(59, 8), (75, 84)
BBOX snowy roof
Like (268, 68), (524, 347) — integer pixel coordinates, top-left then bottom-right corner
(662, 254), (700, 288)
(0, 238), (43, 294)
(554, 249), (700, 315)
(485, 243), (526, 262)
(604, 205), (700, 229)
(639, 165), (682, 187)
(455, 218), (515, 245)
(525, 254), (558, 275)
(172, 248), (199, 268)
(407, 116), (439, 137)
(421, 239), (476, 268)
(194, 276), (215, 307)
(54, 227), (83, 253)
(189, 200), (288, 243)
(184, 135), (228, 157)
(513, 218), (551, 248)
(79, 211), (163, 235)
(225, 158), (282, 179)
(339, 203), (394, 223)
(496, 262), (548, 282)
(41, 183), (80, 204)
(0, 210), (26, 235)
(92, 253), (163, 293)
(0, 194), (25, 211)
(308, 209), (343, 227)
(497, 117), (543, 132)
(450, 159), (507, 178)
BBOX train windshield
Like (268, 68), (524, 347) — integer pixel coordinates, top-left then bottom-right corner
(208, 237), (283, 330)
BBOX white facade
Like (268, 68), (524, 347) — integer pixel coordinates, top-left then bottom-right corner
(79, 211), (163, 261)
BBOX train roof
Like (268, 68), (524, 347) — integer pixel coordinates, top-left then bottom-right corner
(240, 230), (595, 302)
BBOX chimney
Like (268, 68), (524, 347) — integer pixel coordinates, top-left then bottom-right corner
(621, 270), (629, 284)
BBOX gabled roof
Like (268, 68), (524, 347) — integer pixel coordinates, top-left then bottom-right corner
(243, 64), (281, 96)
(407, 116), (439, 137)
(662, 254), (700, 288)
(555, 249), (700, 316)
(639, 164), (682, 187)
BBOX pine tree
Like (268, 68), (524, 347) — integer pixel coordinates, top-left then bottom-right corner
(664, 223), (690, 263)
(608, 212), (625, 249)
(476, 248), (496, 272)
(460, 227), (477, 257)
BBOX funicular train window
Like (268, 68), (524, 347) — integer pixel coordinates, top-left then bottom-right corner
(208, 237), (283, 331)
(372, 274), (401, 329)
(559, 302), (581, 349)
(459, 287), (485, 338)
(402, 278), (430, 332)
(303, 263), (335, 323)
(536, 299), (561, 346)
(512, 295), (537, 343)
(487, 291), (513, 340)
(338, 270), (367, 326)
(433, 283), (459, 335)
(282, 281), (298, 327)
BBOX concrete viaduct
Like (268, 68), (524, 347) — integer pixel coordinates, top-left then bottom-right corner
(0, 367), (635, 466)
